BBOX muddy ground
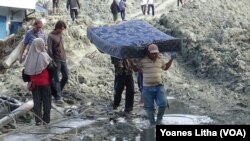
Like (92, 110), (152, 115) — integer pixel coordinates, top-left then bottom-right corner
(0, 0), (250, 140)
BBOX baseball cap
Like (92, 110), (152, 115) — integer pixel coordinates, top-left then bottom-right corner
(148, 44), (159, 53)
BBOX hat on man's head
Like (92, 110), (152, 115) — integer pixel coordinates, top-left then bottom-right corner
(148, 44), (159, 53)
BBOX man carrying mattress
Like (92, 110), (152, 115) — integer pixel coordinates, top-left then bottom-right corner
(134, 44), (176, 126)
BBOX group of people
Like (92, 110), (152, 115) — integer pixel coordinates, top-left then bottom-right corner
(20, 19), (68, 126)
(110, 0), (155, 23)
(140, 0), (155, 16)
(110, 0), (127, 23)
(111, 44), (176, 126)
(52, 0), (81, 22)
(20, 1), (177, 127)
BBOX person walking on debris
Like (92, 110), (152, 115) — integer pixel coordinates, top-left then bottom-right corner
(67, 0), (81, 22)
(111, 57), (136, 114)
(177, 0), (183, 8)
(24, 38), (53, 126)
(110, 0), (120, 23)
(47, 20), (68, 104)
(140, 0), (147, 15)
(147, 0), (154, 16)
(119, 0), (127, 21)
(52, 0), (59, 15)
(134, 44), (176, 125)
(19, 19), (47, 64)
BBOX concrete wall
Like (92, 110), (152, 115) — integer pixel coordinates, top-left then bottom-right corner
(0, 0), (37, 9)
(0, 7), (25, 38)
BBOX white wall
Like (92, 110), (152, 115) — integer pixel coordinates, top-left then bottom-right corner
(0, 7), (9, 16)
(0, 7), (25, 37)
(11, 10), (25, 22)
(0, 0), (37, 9)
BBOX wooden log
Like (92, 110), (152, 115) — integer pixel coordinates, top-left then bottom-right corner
(0, 100), (34, 129)
(2, 39), (24, 68)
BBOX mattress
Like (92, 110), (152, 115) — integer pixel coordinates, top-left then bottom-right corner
(87, 20), (182, 59)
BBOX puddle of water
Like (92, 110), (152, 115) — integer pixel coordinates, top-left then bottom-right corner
(162, 114), (213, 124)
(133, 114), (213, 141)
(132, 96), (213, 141)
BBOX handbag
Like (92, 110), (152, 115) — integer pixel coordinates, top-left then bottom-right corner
(22, 69), (30, 82)
(47, 60), (57, 78)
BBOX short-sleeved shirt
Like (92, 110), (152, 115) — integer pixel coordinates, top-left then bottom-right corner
(137, 56), (166, 86)
(24, 29), (47, 46)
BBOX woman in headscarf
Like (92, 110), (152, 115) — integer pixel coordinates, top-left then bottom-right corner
(24, 38), (52, 126)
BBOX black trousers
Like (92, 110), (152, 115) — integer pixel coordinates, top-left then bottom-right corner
(113, 75), (134, 112)
(147, 4), (154, 16)
(32, 86), (51, 124)
(141, 5), (146, 15)
(70, 9), (79, 21)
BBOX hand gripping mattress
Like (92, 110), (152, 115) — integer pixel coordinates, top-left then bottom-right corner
(87, 20), (182, 59)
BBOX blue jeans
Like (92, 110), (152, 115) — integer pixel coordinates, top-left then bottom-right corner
(52, 61), (69, 100)
(120, 10), (126, 21)
(142, 85), (167, 125)
(137, 72), (143, 93)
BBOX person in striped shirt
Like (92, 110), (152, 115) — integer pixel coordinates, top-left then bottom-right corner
(134, 44), (176, 125)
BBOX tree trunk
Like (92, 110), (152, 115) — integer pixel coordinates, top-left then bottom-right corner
(2, 40), (24, 68)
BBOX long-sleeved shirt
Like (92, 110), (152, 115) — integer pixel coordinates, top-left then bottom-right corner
(47, 31), (66, 62)
(67, 0), (80, 9)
